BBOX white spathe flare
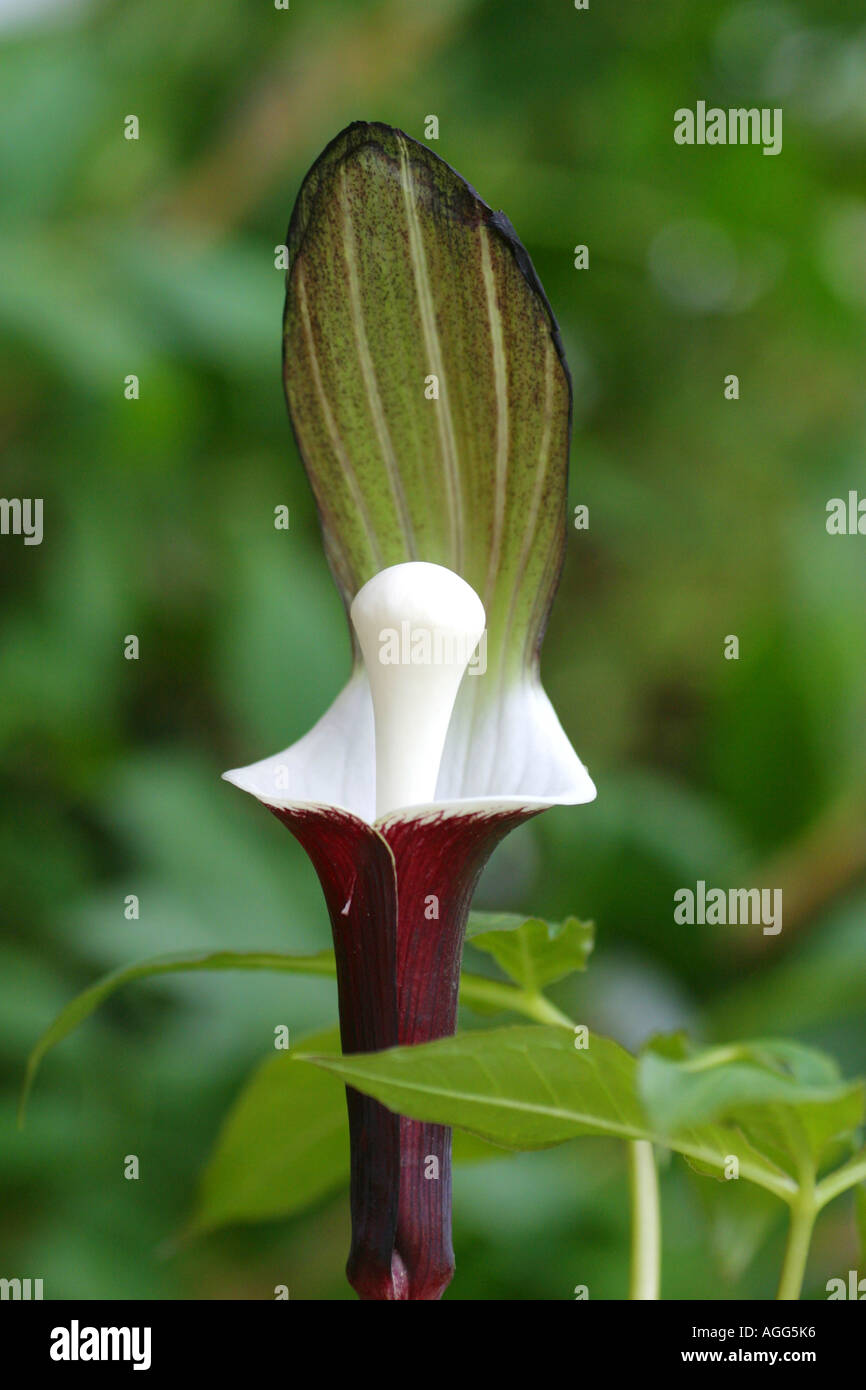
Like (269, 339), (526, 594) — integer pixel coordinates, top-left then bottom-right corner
(350, 562), (486, 819)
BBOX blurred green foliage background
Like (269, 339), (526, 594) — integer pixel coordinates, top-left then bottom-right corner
(1, 0), (865, 1300)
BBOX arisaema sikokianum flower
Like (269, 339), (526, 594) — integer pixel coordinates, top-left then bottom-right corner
(223, 122), (596, 1300)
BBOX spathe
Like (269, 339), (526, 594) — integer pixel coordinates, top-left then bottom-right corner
(224, 122), (596, 1298)
(222, 664), (595, 823)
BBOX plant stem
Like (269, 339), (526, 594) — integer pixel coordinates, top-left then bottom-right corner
(776, 1196), (817, 1300)
(521, 993), (576, 1028)
(815, 1151), (866, 1210)
(459, 974), (573, 1028)
(627, 1140), (661, 1299)
(465, 974), (666, 1300)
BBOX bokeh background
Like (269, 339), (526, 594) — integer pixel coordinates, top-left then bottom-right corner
(2, 0), (865, 1300)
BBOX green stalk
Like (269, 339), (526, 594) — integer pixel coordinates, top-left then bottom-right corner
(459, 975), (573, 1028)
(627, 1140), (661, 1300)
(776, 1194), (817, 1301)
(465, 978), (664, 1301)
(775, 1114), (818, 1300)
(815, 1151), (866, 1210)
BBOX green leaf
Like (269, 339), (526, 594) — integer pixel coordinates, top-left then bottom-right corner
(452, 1129), (511, 1165)
(737, 1099), (862, 1182)
(468, 913), (593, 990)
(298, 1025), (799, 1202)
(19, 948), (337, 1123)
(20, 940), (558, 1123)
(638, 1038), (864, 1175)
(19, 938), (515, 1235)
(284, 122), (572, 681)
(465, 911), (530, 939)
(692, 1175), (780, 1284)
(190, 1027), (348, 1235)
(190, 1027), (509, 1237)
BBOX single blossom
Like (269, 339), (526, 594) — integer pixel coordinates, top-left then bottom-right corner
(224, 122), (595, 1300)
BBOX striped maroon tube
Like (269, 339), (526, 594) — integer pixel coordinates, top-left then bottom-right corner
(271, 802), (538, 1299)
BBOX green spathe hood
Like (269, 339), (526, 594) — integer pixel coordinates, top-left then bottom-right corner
(225, 121), (595, 822)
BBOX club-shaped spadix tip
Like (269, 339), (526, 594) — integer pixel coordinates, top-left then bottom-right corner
(350, 562), (486, 819)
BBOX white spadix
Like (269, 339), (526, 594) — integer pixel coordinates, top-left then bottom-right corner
(350, 562), (486, 819)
